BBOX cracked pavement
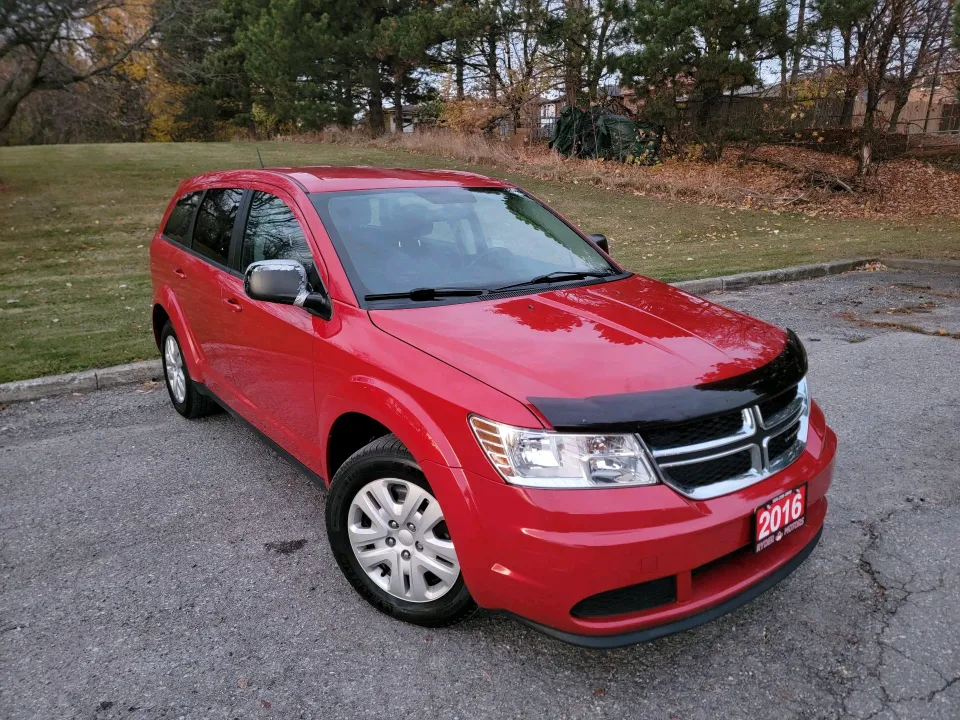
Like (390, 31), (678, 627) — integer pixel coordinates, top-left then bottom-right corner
(1, 267), (959, 720)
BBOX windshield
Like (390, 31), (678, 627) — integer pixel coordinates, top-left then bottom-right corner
(310, 187), (618, 302)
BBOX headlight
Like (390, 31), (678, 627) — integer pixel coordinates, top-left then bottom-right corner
(469, 416), (661, 489)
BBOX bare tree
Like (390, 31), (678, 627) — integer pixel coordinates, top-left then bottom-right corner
(0, 0), (179, 134)
(455, 0), (552, 124)
(816, 0), (956, 174)
(819, 0), (919, 174)
(553, 0), (621, 103)
(886, 0), (952, 131)
(852, 1), (903, 176)
(562, 0), (585, 107)
(790, 0), (808, 84)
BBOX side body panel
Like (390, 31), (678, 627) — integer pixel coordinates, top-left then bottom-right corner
(215, 181), (329, 469)
(151, 234), (204, 375)
(173, 250), (233, 392)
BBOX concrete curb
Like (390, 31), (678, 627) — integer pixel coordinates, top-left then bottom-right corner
(881, 258), (960, 274)
(0, 360), (162, 404)
(672, 258), (879, 294)
(1, 256), (957, 405)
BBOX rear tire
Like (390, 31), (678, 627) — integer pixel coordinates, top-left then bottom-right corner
(159, 321), (218, 419)
(325, 434), (477, 627)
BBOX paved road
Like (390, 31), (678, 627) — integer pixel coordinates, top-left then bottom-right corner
(2, 268), (959, 720)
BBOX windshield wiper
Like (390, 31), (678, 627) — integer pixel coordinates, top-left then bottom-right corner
(492, 270), (616, 293)
(364, 271), (617, 302)
(364, 287), (489, 302)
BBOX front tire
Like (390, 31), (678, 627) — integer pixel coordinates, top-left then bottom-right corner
(325, 435), (477, 627)
(159, 322), (217, 419)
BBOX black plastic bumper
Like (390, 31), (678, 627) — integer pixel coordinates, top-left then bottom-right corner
(504, 525), (823, 649)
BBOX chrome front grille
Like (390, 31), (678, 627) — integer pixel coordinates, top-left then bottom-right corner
(643, 379), (810, 500)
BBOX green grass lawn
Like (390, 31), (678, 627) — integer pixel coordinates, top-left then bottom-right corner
(1, 141), (958, 383)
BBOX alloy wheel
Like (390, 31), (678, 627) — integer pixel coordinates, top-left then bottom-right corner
(164, 335), (187, 404)
(347, 478), (460, 602)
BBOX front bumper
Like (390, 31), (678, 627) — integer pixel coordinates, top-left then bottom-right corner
(422, 402), (837, 644)
(505, 525), (823, 648)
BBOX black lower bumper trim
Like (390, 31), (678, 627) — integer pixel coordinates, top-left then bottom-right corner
(504, 525), (823, 649)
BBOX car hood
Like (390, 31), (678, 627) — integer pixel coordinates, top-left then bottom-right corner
(369, 275), (790, 417)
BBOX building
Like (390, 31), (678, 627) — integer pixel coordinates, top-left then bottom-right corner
(386, 105), (419, 134)
(739, 69), (960, 135)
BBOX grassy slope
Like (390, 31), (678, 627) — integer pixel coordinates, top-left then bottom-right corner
(1, 141), (958, 383)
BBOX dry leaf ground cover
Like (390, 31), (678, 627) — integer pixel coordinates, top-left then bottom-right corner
(313, 128), (960, 221)
(1, 140), (958, 382)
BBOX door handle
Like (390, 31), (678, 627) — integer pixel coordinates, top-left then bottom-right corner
(224, 297), (243, 313)
(173, 268), (186, 279)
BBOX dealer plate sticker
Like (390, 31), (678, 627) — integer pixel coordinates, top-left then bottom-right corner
(755, 484), (807, 553)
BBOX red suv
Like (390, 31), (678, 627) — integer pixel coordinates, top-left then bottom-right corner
(150, 166), (836, 647)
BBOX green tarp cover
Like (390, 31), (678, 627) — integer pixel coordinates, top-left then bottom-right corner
(550, 107), (661, 165)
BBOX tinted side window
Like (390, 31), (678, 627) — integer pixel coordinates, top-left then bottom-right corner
(192, 188), (244, 266)
(162, 191), (201, 244)
(240, 192), (313, 272)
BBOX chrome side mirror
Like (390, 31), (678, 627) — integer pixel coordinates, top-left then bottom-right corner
(244, 259), (332, 320)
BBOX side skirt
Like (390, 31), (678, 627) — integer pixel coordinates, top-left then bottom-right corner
(194, 383), (327, 489)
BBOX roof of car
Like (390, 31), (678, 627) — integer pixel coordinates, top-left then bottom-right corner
(265, 166), (511, 193)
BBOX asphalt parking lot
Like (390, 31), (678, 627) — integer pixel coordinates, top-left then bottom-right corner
(2, 267), (959, 720)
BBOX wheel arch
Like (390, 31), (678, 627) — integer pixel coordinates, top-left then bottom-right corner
(320, 379), (468, 484)
(151, 290), (204, 381)
(320, 380), (498, 603)
(152, 304), (170, 349)
(326, 412), (394, 481)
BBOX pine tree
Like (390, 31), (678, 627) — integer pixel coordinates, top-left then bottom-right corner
(613, 0), (785, 159)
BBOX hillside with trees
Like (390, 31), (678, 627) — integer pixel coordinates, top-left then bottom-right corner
(2, 0), (959, 178)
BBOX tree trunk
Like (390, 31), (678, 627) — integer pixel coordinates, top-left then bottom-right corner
(587, 12), (612, 101)
(335, 79), (352, 128)
(856, 79), (883, 176)
(857, 106), (878, 178)
(367, 63), (385, 137)
(564, 0), (584, 109)
(698, 86), (725, 161)
(840, 30), (855, 127)
(454, 40), (465, 100)
(393, 64), (404, 134)
(0, 53), (45, 135)
(790, 0), (807, 85)
(486, 32), (498, 100)
(840, 88), (857, 127)
(0, 94), (23, 136)
(778, 0), (788, 98)
(564, 67), (580, 109)
(858, 81), (881, 176)
(857, 8), (899, 177)
(923, 5), (951, 132)
(857, 124), (874, 177)
(887, 90), (910, 132)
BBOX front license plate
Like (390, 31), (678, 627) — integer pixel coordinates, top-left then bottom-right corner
(755, 483), (807, 553)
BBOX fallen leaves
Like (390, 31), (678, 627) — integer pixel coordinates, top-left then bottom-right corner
(739, 145), (960, 220)
(316, 130), (960, 221)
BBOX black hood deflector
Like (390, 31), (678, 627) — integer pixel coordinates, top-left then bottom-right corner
(529, 330), (807, 431)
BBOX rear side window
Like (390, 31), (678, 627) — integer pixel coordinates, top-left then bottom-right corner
(239, 191), (314, 272)
(192, 188), (244, 266)
(162, 191), (201, 244)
